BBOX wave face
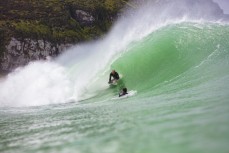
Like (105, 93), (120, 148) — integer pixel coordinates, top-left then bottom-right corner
(112, 23), (229, 93)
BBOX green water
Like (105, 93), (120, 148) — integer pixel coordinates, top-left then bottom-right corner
(1, 22), (229, 153)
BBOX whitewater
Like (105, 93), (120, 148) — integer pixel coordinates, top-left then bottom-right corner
(0, 0), (229, 153)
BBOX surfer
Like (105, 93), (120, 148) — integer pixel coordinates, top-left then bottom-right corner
(108, 70), (120, 84)
(119, 87), (128, 97)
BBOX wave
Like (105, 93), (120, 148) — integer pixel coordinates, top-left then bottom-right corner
(111, 23), (229, 93)
(0, 0), (229, 107)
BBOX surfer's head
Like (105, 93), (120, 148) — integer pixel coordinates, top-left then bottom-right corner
(112, 70), (116, 74)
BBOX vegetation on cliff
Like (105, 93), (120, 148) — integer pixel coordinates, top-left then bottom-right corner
(0, 0), (129, 45)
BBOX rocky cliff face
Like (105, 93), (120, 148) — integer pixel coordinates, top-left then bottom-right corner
(2, 37), (71, 70)
(0, 0), (128, 72)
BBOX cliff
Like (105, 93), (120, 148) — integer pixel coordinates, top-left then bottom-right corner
(0, 0), (130, 72)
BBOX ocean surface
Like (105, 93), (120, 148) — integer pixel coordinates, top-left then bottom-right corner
(1, 0), (229, 153)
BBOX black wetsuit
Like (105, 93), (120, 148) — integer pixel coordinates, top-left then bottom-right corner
(119, 88), (128, 97)
(109, 72), (120, 83)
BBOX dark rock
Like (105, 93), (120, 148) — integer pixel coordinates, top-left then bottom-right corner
(75, 10), (95, 25)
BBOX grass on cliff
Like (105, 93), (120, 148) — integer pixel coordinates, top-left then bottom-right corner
(0, 0), (127, 44)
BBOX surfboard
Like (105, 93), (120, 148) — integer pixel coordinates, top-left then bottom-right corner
(109, 80), (118, 86)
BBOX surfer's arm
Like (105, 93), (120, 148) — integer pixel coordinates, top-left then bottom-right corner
(116, 73), (120, 80)
(109, 73), (112, 82)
